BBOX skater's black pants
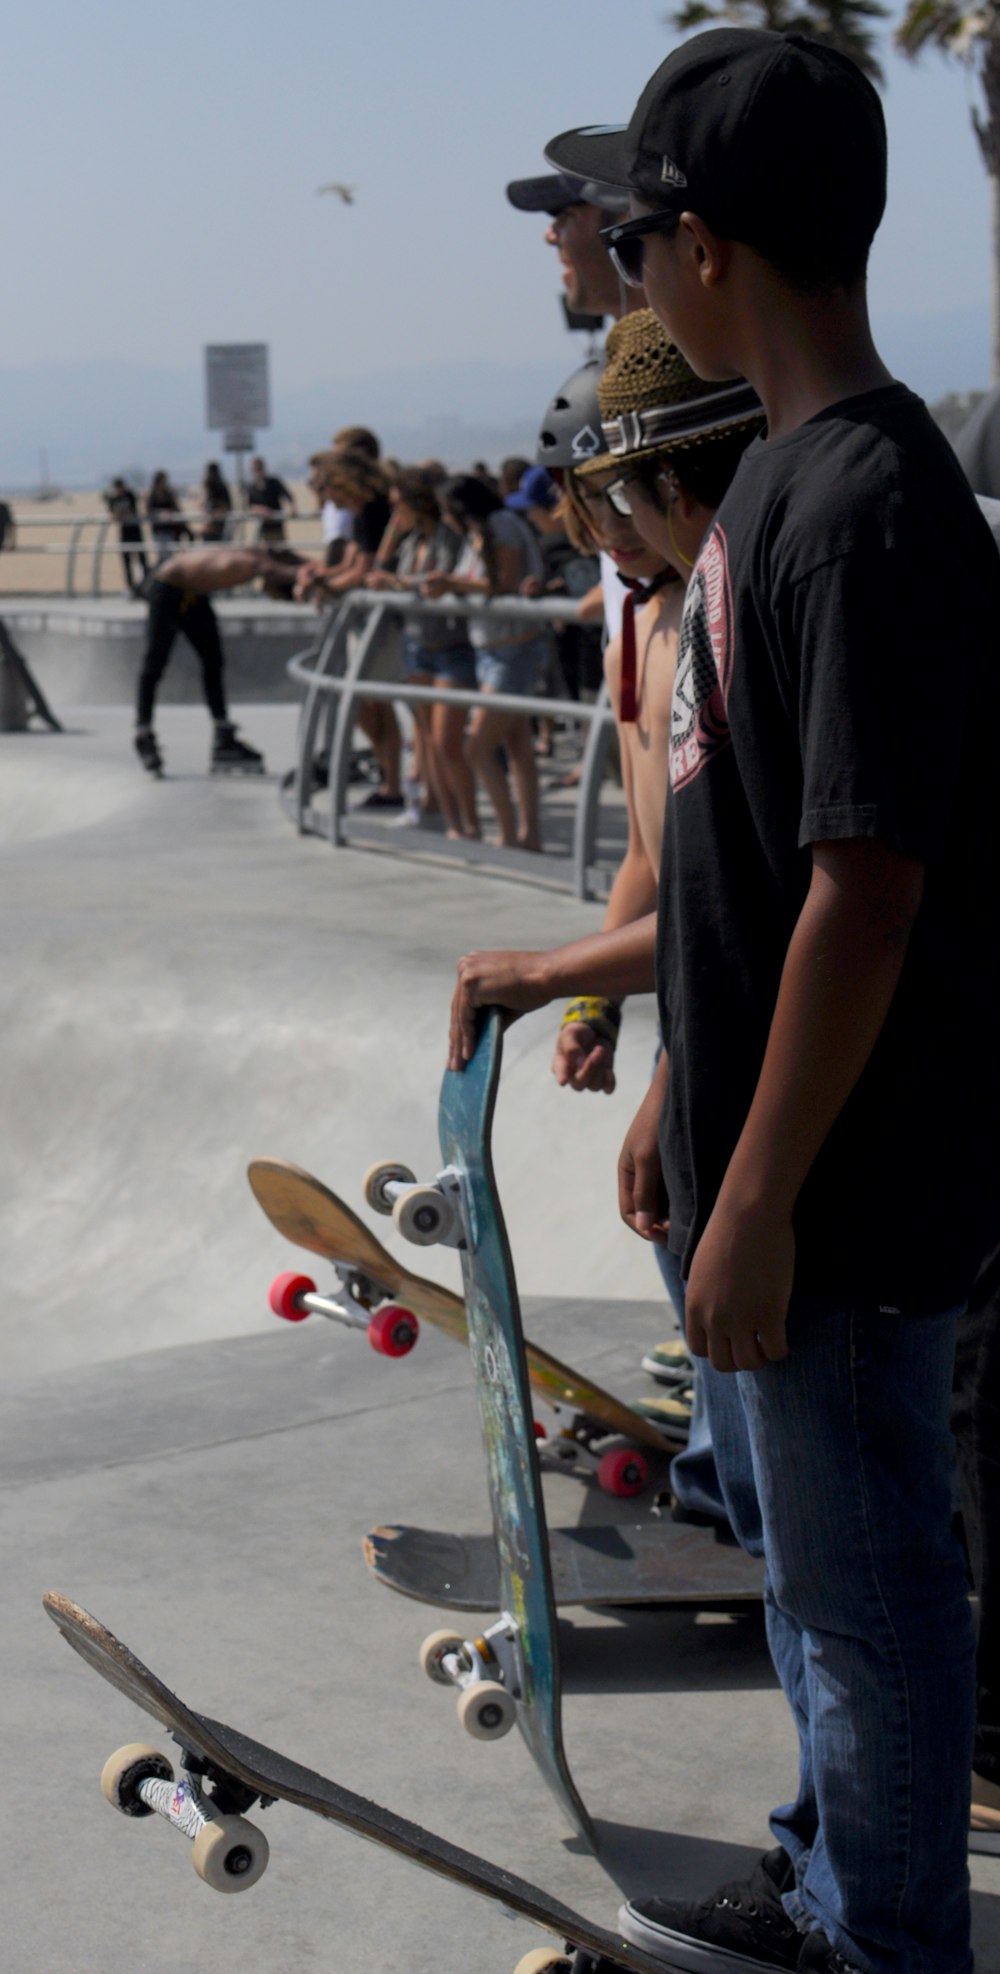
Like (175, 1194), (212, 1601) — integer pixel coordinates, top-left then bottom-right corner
(136, 580), (229, 728)
(952, 1238), (1000, 1782)
(119, 525), (149, 595)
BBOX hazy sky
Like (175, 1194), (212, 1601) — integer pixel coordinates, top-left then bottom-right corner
(4, 0), (992, 389)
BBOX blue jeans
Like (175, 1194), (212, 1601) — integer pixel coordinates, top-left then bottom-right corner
(701, 1293), (974, 1971)
(655, 1243), (752, 1527)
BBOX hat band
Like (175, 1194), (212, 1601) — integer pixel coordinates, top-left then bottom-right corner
(603, 382), (761, 456)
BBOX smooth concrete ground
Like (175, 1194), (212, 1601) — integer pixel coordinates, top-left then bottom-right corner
(3, 703), (998, 1970)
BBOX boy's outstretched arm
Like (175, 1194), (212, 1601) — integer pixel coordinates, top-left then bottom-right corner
(686, 837), (925, 1372)
(448, 914), (657, 1070)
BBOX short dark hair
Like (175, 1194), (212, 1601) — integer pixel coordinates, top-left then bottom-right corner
(630, 424), (759, 511)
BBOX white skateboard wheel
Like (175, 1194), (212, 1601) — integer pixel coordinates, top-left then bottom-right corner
(457, 1679), (516, 1740)
(192, 1815), (270, 1892)
(363, 1160), (415, 1214)
(392, 1184), (453, 1247)
(100, 1743), (174, 1816)
(513, 1952), (573, 1973)
(419, 1629), (465, 1685)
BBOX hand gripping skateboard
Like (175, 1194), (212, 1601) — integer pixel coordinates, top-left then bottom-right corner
(43, 1593), (666, 1974)
(367, 1007), (598, 1844)
(248, 1156), (683, 1499)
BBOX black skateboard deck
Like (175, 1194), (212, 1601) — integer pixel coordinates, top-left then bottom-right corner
(364, 1521), (764, 1612)
(44, 1592), (664, 1973)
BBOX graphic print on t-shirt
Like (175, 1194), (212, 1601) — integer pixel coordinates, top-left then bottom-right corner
(669, 525), (734, 792)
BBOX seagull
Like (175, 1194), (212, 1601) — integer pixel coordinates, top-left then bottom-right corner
(316, 183), (356, 204)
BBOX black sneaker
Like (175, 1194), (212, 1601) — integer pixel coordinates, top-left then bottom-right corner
(211, 724), (265, 775)
(134, 729), (163, 777)
(797, 1934), (863, 1973)
(618, 1846), (802, 1971)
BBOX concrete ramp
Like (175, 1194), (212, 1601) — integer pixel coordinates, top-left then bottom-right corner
(2, 704), (665, 1380)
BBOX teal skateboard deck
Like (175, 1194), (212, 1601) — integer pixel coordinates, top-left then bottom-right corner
(433, 1009), (594, 1846)
(43, 1592), (666, 1971)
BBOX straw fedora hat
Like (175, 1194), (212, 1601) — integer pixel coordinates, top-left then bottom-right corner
(576, 308), (762, 474)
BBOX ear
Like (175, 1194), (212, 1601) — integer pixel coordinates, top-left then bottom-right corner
(680, 212), (728, 289)
(673, 480), (702, 522)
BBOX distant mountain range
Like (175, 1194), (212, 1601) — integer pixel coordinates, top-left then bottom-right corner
(1, 302), (990, 491)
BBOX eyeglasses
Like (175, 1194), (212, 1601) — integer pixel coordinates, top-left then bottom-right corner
(578, 474), (642, 519)
(600, 210), (680, 288)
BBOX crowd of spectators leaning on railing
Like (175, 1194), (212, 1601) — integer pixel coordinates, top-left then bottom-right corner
(289, 426), (604, 850)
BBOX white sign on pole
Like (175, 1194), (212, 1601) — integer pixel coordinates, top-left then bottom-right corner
(205, 344), (270, 432)
(222, 427), (255, 454)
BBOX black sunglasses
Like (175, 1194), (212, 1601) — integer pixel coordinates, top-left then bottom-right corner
(600, 210), (680, 288)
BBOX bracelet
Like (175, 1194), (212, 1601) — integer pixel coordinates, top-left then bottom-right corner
(561, 996), (623, 1050)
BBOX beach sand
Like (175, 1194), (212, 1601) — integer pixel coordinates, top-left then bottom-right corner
(0, 481), (319, 596)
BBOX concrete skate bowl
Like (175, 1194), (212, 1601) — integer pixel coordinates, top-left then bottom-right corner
(2, 704), (662, 1384)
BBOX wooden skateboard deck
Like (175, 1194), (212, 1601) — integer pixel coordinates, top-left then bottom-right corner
(436, 1010), (594, 1846)
(247, 1155), (676, 1459)
(364, 1521), (764, 1613)
(43, 1592), (665, 1972)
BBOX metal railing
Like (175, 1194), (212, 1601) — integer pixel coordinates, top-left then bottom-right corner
(0, 509), (324, 598)
(286, 589), (617, 900)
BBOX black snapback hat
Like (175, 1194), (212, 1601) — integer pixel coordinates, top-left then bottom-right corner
(506, 170), (628, 217)
(546, 29), (886, 258)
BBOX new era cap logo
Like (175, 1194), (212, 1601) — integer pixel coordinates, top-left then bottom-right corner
(571, 424), (602, 460)
(661, 155), (688, 189)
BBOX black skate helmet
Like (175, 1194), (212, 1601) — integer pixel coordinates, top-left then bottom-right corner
(536, 355), (607, 475)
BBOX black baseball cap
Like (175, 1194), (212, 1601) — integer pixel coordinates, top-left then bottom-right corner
(546, 29), (886, 263)
(506, 171), (628, 217)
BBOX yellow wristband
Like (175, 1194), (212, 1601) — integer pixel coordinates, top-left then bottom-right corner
(561, 996), (623, 1049)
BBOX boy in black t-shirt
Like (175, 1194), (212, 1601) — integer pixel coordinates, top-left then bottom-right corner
(548, 31), (1000, 1974)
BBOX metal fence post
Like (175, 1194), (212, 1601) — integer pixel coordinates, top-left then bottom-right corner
(326, 602), (390, 845)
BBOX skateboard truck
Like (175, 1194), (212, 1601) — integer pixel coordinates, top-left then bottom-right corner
(364, 1160), (467, 1250)
(419, 1614), (521, 1741)
(268, 1269), (419, 1357)
(534, 1420), (651, 1499)
(100, 1742), (271, 1893)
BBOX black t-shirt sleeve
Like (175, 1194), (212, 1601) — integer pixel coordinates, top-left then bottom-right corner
(789, 543), (966, 865)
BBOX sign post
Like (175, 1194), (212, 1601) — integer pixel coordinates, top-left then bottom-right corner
(204, 344), (270, 497)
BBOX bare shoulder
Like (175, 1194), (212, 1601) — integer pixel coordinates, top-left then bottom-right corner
(158, 547), (260, 594)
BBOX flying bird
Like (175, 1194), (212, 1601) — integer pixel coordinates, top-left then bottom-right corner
(317, 183), (356, 204)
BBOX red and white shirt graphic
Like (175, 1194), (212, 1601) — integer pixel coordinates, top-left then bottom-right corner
(669, 525), (735, 792)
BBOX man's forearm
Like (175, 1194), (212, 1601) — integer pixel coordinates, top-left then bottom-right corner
(538, 913), (657, 1001)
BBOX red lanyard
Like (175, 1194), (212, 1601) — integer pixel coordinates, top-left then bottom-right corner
(619, 569), (673, 724)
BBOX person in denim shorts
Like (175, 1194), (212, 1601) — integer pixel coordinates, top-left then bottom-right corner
(367, 469), (479, 837)
(424, 474), (551, 852)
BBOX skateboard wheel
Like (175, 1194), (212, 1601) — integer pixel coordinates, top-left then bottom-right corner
(269, 1270), (315, 1322)
(419, 1629), (466, 1685)
(392, 1185), (453, 1247)
(363, 1160), (415, 1214)
(368, 1303), (419, 1357)
(597, 1447), (650, 1499)
(101, 1743), (174, 1817)
(457, 1679), (516, 1740)
(513, 1953), (573, 1973)
(192, 1814), (270, 1893)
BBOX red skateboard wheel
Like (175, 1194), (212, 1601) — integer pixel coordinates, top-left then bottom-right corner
(597, 1447), (650, 1498)
(368, 1304), (419, 1357)
(268, 1271), (315, 1322)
